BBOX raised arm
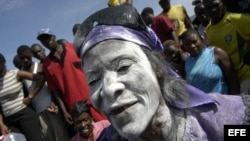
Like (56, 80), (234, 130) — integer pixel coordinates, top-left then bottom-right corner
(182, 6), (194, 29)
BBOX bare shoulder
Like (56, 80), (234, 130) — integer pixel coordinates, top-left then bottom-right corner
(214, 47), (227, 56)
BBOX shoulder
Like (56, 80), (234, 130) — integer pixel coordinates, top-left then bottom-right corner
(154, 15), (169, 21)
(213, 47), (227, 56)
(225, 12), (249, 22)
(4, 70), (18, 79)
(172, 5), (185, 11)
(95, 120), (111, 127)
(172, 5), (183, 9)
(154, 15), (173, 25)
(8, 69), (19, 74)
(65, 42), (74, 49)
(43, 56), (51, 64)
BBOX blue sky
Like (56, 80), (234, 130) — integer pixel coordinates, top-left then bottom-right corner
(0, 0), (194, 69)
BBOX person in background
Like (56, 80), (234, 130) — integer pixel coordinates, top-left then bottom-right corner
(141, 7), (154, 26)
(12, 55), (23, 70)
(194, 2), (210, 46)
(151, 11), (179, 44)
(203, 0), (250, 94)
(158, 0), (193, 36)
(36, 28), (106, 137)
(0, 53), (44, 141)
(181, 29), (240, 94)
(75, 5), (250, 141)
(72, 23), (81, 36)
(30, 43), (47, 63)
(17, 45), (70, 141)
(222, 0), (250, 13)
(70, 100), (110, 141)
(12, 55), (30, 99)
(162, 40), (187, 79)
(108, 0), (132, 7)
(192, 0), (202, 6)
(57, 39), (69, 45)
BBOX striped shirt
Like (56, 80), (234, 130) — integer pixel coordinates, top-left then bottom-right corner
(0, 70), (26, 117)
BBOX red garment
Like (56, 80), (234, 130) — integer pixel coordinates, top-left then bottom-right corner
(151, 14), (175, 43)
(43, 43), (106, 121)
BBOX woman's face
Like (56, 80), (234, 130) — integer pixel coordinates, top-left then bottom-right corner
(82, 40), (162, 138)
(73, 112), (93, 138)
(164, 44), (182, 63)
(182, 33), (203, 57)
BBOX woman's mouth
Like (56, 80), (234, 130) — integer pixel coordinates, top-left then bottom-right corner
(107, 102), (137, 115)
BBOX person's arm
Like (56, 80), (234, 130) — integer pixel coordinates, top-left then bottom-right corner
(0, 113), (9, 135)
(16, 71), (45, 105)
(52, 90), (73, 125)
(182, 6), (194, 29)
(171, 30), (179, 44)
(214, 47), (240, 94)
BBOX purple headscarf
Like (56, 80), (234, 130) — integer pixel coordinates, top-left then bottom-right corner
(80, 25), (163, 57)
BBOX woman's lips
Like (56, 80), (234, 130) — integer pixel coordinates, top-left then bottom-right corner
(107, 102), (137, 115)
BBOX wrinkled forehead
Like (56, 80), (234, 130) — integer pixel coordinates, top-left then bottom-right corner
(82, 39), (150, 71)
(83, 39), (146, 60)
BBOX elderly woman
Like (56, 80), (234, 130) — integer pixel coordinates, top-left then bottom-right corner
(74, 5), (250, 141)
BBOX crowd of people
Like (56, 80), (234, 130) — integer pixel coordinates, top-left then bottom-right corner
(1, 0), (250, 141)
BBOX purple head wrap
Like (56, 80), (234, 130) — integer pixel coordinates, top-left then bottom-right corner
(80, 25), (163, 56)
(76, 4), (178, 78)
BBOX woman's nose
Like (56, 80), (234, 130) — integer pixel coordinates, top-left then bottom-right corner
(101, 72), (125, 99)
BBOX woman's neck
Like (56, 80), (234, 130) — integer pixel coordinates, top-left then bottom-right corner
(140, 102), (185, 141)
(52, 44), (63, 59)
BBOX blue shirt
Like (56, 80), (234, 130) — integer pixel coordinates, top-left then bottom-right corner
(185, 47), (229, 94)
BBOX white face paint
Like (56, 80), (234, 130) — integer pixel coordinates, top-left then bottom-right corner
(82, 40), (162, 139)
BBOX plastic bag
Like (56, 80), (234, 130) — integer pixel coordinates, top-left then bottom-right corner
(1, 133), (26, 141)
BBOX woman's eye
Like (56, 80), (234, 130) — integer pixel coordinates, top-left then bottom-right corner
(117, 65), (130, 72)
(89, 78), (100, 86)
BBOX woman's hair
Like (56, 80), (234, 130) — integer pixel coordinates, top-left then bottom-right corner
(180, 29), (202, 41)
(71, 100), (91, 118)
(141, 47), (189, 105)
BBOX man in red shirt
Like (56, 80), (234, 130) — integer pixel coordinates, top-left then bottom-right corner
(36, 28), (106, 129)
(151, 14), (179, 43)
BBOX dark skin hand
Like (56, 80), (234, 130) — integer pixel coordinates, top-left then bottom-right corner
(52, 90), (73, 125)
